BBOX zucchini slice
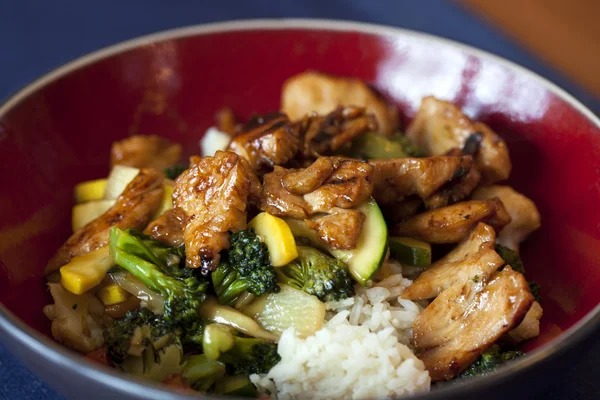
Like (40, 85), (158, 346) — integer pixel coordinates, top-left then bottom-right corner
(285, 198), (388, 285)
(388, 237), (432, 267)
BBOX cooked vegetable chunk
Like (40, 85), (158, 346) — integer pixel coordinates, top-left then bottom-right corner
(456, 344), (523, 379)
(109, 227), (208, 332)
(202, 323), (280, 375)
(60, 246), (114, 295)
(211, 229), (280, 306)
(277, 246), (354, 301)
(43, 283), (106, 353)
(248, 212), (298, 267)
(388, 237), (432, 267)
(242, 284), (326, 338)
(74, 178), (107, 203)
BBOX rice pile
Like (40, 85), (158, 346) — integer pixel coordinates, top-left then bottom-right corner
(250, 269), (431, 399)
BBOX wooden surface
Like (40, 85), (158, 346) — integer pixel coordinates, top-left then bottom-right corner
(463, 0), (600, 98)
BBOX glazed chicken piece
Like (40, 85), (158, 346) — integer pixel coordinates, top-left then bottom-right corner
(406, 97), (511, 184)
(173, 151), (251, 271)
(227, 113), (299, 172)
(368, 156), (474, 205)
(260, 157), (374, 249)
(381, 197), (423, 223)
(45, 169), (164, 273)
(508, 301), (543, 343)
(305, 208), (366, 250)
(143, 208), (185, 248)
(472, 185), (541, 251)
(296, 106), (377, 158)
(423, 166), (481, 209)
(281, 71), (399, 135)
(110, 135), (182, 170)
(402, 223), (504, 300)
(413, 267), (534, 381)
(392, 199), (511, 244)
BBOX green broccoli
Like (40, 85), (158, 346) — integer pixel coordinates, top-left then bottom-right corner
(164, 163), (187, 180)
(457, 344), (524, 379)
(182, 354), (226, 392)
(109, 227), (208, 339)
(495, 244), (525, 274)
(276, 246), (354, 301)
(211, 229), (279, 306)
(104, 307), (177, 367)
(202, 323), (280, 376)
(495, 244), (541, 301)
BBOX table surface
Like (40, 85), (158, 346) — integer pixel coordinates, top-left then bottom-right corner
(0, 1), (598, 399)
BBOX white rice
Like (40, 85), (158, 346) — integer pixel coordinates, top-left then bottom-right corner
(251, 268), (430, 399)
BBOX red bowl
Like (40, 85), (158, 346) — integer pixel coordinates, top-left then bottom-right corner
(0, 19), (599, 399)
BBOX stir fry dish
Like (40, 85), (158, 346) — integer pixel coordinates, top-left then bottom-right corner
(43, 71), (542, 399)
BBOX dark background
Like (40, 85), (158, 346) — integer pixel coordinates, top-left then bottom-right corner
(0, 1), (598, 399)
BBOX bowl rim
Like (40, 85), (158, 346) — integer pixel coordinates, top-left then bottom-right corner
(0, 18), (599, 400)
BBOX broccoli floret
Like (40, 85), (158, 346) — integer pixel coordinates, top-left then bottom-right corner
(495, 244), (541, 301)
(211, 229), (279, 306)
(457, 344), (524, 379)
(202, 323), (280, 376)
(104, 308), (177, 367)
(528, 281), (541, 302)
(164, 163), (187, 180)
(276, 246), (354, 302)
(109, 227), (208, 342)
(495, 244), (525, 274)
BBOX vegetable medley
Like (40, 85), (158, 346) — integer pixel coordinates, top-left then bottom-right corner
(43, 71), (542, 398)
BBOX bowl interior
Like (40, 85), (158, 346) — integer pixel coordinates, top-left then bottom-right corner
(1, 25), (599, 354)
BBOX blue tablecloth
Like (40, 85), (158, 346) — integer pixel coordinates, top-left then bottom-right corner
(1, 1), (598, 399)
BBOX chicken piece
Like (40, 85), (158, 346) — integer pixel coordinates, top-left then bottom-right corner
(423, 166), (481, 209)
(296, 106), (377, 158)
(260, 157), (373, 248)
(406, 97), (511, 184)
(261, 166), (311, 219)
(392, 199), (511, 244)
(43, 283), (105, 353)
(46, 169), (164, 273)
(227, 112), (299, 172)
(369, 156), (473, 205)
(261, 157), (374, 218)
(413, 267), (534, 381)
(281, 71), (399, 135)
(403, 223), (504, 300)
(215, 107), (238, 136)
(143, 208), (185, 248)
(508, 301), (543, 343)
(381, 197), (423, 223)
(303, 159), (374, 213)
(305, 208), (365, 250)
(472, 185), (541, 251)
(173, 151), (250, 270)
(110, 135), (182, 170)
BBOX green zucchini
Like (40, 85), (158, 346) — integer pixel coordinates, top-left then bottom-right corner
(388, 237), (432, 267)
(285, 198), (388, 285)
